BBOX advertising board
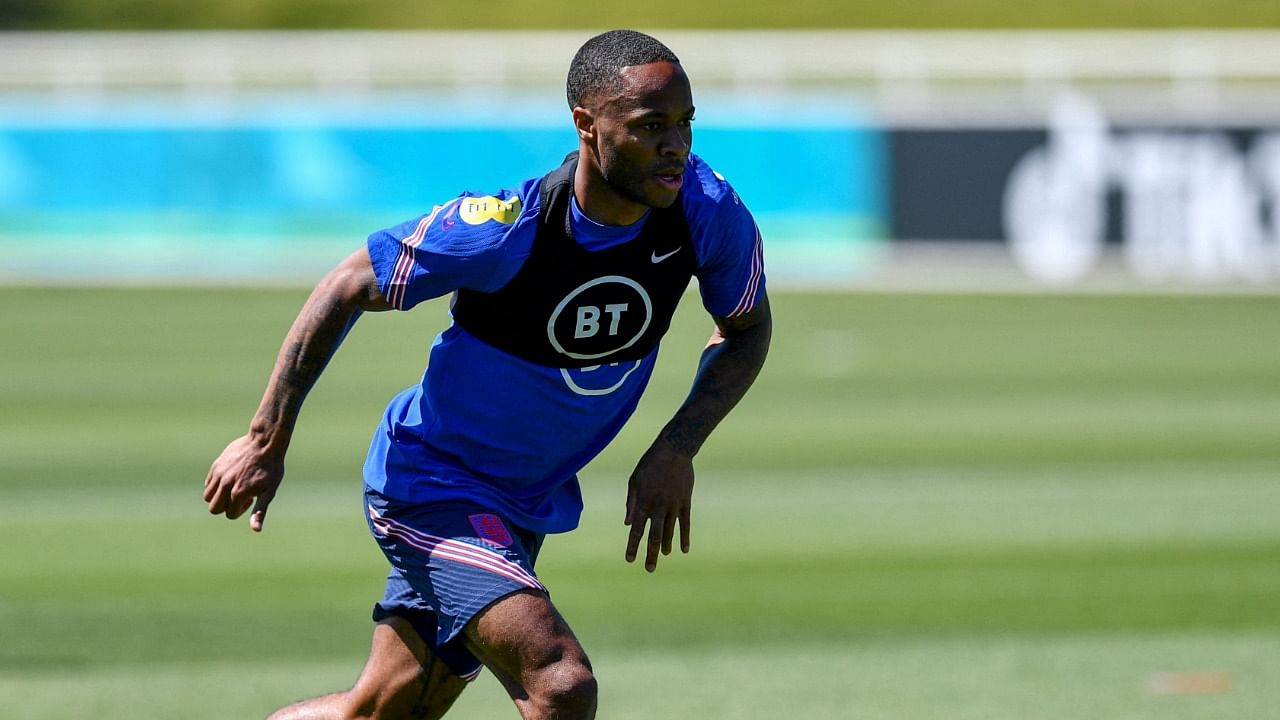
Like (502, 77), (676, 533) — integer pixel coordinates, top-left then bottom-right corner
(892, 96), (1280, 286)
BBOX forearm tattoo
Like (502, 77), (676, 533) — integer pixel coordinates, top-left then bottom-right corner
(260, 295), (363, 434)
(280, 299), (361, 392)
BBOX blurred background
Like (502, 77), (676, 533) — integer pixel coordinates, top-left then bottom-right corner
(5, 8), (1280, 289)
(2, 4), (1278, 720)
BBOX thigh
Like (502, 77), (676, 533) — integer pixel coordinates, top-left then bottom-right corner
(346, 616), (470, 720)
(461, 589), (592, 698)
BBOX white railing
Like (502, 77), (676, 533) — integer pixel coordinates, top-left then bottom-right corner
(4, 30), (1280, 122)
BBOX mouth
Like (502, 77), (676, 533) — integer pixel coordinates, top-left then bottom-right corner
(654, 171), (684, 191)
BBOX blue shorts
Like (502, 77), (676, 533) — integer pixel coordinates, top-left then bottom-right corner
(364, 485), (547, 680)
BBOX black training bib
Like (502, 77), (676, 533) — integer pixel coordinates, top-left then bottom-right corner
(452, 153), (695, 369)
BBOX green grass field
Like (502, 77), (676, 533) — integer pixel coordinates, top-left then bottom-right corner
(1, 287), (1278, 719)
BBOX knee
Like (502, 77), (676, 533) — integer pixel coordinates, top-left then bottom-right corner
(312, 688), (376, 720)
(339, 669), (442, 720)
(530, 658), (597, 717)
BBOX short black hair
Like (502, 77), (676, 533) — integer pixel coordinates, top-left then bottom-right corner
(566, 29), (680, 109)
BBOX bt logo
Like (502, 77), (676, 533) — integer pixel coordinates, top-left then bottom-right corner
(573, 304), (630, 339)
(547, 276), (652, 361)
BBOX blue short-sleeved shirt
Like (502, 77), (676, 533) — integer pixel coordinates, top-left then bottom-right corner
(363, 153), (765, 534)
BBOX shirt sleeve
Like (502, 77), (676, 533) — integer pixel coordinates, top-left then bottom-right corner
(686, 158), (767, 319)
(366, 188), (533, 311)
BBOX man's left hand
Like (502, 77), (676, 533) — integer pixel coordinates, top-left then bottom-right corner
(624, 437), (694, 572)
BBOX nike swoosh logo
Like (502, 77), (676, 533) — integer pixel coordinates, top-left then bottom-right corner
(651, 247), (682, 263)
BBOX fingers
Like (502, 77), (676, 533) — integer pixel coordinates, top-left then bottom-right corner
(209, 482), (247, 519)
(645, 515), (664, 572)
(679, 506), (691, 554)
(625, 517), (645, 564)
(661, 511), (676, 556)
(225, 491), (253, 520)
(205, 464), (264, 525)
(626, 512), (671, 573)
(205, 474), (233, 516)
(207, 476), (268, 530)
(248, 488), (276, 533)
(202, 472), (216, 503)
(625, 504), (690, 571)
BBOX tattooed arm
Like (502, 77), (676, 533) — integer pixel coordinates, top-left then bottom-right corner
(204, 248), (391, 532)
(624, 292), (772, 571)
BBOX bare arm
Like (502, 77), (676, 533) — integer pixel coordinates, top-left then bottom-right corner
(624, 291), (772, 571)
(203, 248), (391, 531)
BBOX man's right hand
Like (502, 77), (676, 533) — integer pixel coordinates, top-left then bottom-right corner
(204, 434), (284, 532)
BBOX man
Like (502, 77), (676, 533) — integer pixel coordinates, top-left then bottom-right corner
(205, 29), (770, 720)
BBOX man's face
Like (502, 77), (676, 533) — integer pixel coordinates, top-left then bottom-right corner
(584, 61), (695, 213)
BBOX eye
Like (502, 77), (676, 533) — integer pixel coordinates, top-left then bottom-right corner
(678, 116), (695, 128)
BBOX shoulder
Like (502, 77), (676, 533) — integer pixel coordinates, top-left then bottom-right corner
(680, 153), (748, 219)
(424, 177), (542, 257)
(372, 176), (543, 268)
(367, 176), (544, 307)
(679, 154), (758, 263)
(677, 155), (766, 319)
(424, 177), (544, 290)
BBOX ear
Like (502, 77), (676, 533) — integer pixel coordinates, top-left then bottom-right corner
(572, 106), (596, 143)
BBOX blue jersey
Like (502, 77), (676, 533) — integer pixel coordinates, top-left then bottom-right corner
(363, 153), (765, 534)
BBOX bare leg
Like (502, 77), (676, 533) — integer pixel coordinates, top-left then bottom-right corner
(269, 616), (468, 720)
(463, 590), (597, 720)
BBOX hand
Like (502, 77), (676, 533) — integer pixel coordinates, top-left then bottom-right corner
(624, 438), (694, 572)
(203, 434), (284, 532)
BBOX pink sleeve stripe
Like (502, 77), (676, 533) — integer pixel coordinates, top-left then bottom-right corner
(727, 226), (764, 317)
(386, 203), (448, 309)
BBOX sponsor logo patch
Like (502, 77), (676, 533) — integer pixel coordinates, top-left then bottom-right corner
(546, 275), (653, 361)
(469, 513), (514, 547)
(459, 195), (521, 226)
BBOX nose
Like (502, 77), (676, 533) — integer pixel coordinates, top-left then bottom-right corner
(659, 125), (690, 157)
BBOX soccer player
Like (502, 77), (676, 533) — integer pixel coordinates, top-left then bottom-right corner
(204, 29), (770, 720)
